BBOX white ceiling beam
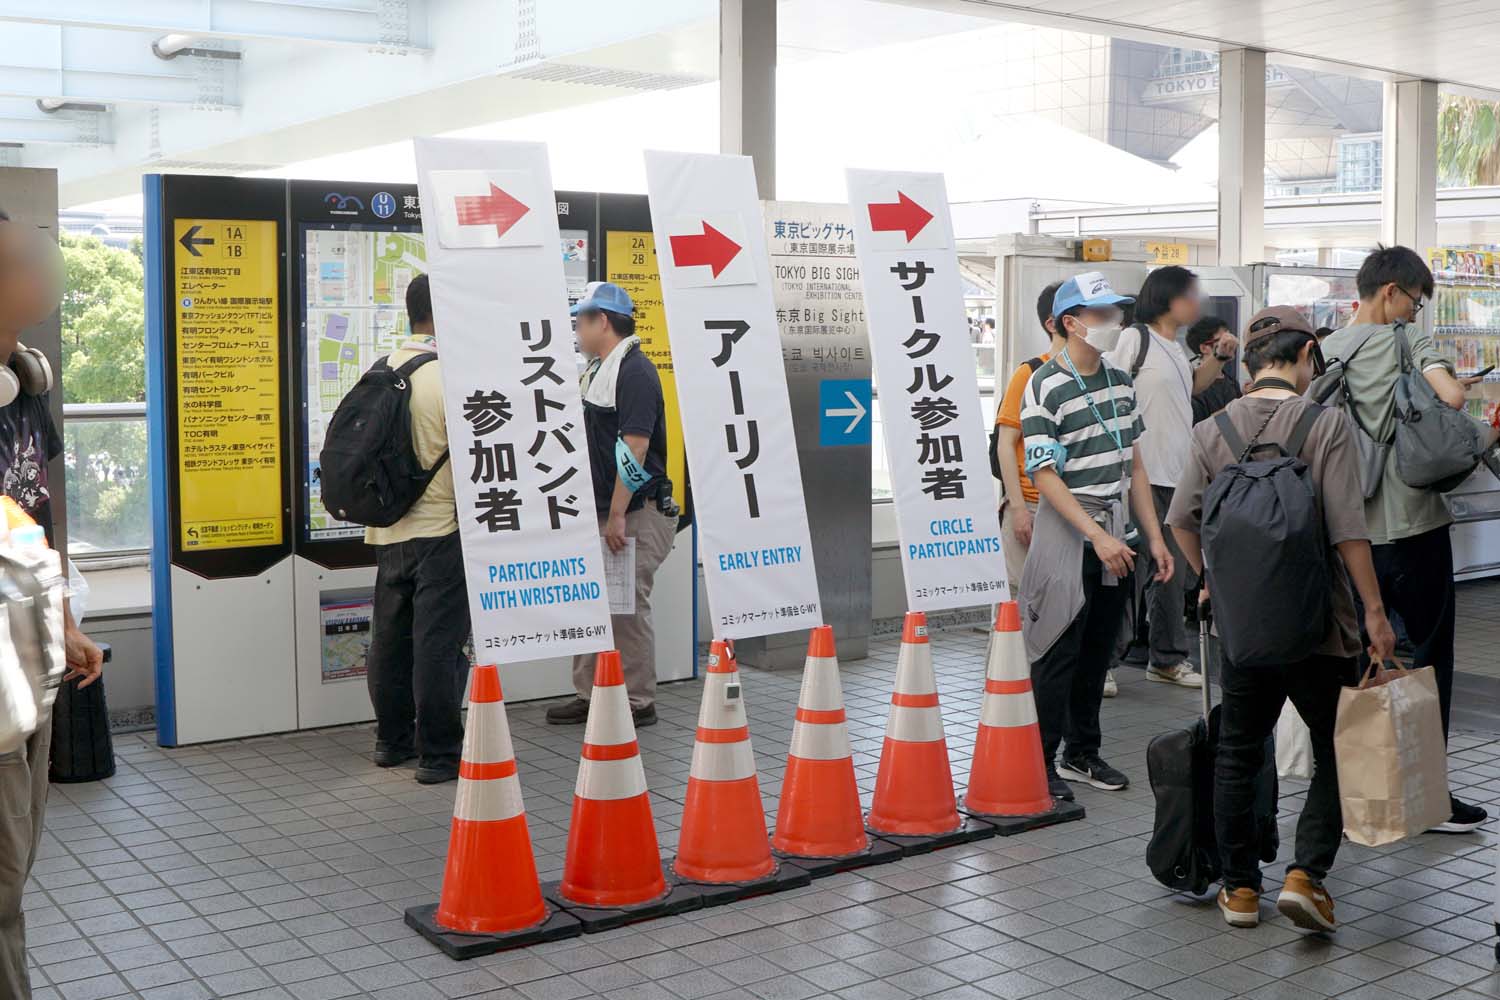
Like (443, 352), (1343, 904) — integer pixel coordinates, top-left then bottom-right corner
(0, 97), (110, 144)
(0, 0), (427, 51)
(0, 24), (237, 106)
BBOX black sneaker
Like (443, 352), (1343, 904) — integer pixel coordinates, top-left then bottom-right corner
(1057, 753), (1129, 791)
(1046, 766), (1075, 802)
(632, 704), (657, 728)
(415, 763), (458, 784)
(545, 697), (591, 725)
(372, 744), (414, 768)
(1430, 796), (1487, 833)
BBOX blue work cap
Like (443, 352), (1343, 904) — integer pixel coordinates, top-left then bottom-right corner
(1052, 271), (1134, 318)
(570, 281), (635, 317)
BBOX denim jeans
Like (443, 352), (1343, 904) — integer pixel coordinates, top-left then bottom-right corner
(367, 532), (471, 769)
(1215, 652), (1355, 891)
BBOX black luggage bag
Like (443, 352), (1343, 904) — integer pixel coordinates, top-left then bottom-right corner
(1146, 601), (1278, 895)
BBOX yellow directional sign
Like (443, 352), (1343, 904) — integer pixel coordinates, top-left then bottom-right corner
(173, 218), (283, 550)
(606, 230), (686, 511)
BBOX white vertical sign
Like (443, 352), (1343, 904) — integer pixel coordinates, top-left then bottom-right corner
(644, 151), (823, 639)
(414, 138), (613, 661)
(846, 169), (1008, 612)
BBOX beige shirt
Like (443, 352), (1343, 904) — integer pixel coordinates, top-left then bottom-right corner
(364, 344), (457, 545)
(1167, 394), (1368, 659)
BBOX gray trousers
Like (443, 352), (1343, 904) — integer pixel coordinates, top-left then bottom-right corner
(1135, 483), (1190, 667)
(572, 504), (678, 709)
(0, 723), (49, 1000)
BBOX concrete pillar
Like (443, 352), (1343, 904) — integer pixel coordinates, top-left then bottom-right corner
(1381, 79), (1440, 252)
(1217, 48), (1266, 266)
(720, 0), (775, 198)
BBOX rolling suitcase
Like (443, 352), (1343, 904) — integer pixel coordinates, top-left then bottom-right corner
(1146, 600), (1278, 895)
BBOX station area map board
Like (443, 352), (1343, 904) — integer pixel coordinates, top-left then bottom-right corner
(302, 227), (428, 540)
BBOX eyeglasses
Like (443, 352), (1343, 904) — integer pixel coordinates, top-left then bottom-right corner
(1248, 316), (1283, 334)
(1394, 286), (1426, 314)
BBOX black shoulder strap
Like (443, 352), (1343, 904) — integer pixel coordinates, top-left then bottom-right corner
(1025, 356), (1044, 373)
(1213, 411), (1248, 461)
(393, 351), (439, 379)
(1131, 323), (1151, 377)
(1283, 403), (1325, 459)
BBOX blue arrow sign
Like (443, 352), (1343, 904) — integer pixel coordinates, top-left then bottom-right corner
(818, 378), (872, 447)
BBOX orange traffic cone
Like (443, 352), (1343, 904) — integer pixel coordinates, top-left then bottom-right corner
(405, 665), (581, 958)
(772, 626), (869, 859)
(673, 639), (776, 884)
(558, 650), (667, 909)
(963, 602), (1055, 820)
(867, 612), (962, 836)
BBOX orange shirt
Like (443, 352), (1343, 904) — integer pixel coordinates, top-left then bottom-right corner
(995, 353), (1050, 505)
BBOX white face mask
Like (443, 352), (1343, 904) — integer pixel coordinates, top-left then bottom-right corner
(1080, 321), (1123, 352)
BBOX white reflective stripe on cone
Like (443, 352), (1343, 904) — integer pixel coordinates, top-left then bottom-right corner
(885, 704), (945, 743)
(575, 756), (649, 800)
(463, 700), (517, 765)
(981, 691), (1039, 728)
(697, 673), (748, 729)
(453, 773), (526, 823)
(583, 683), (635, 747)
(986, 631), (1029, 682)
(797, 658), (844, 711)
(788, 720), (852, 761)
(892, 651), (938, 695)
(689, 739), (757, 781)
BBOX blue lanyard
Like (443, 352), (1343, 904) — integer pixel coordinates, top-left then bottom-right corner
(1060, 349), (1125, 457)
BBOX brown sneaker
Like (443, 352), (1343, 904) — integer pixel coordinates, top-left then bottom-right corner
(1218, 886), (1260, 928)
(1277, 869), (1336, 932)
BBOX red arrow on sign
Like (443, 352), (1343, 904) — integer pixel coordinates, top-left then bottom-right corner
(867, 191), (933, 242)
(454, 183), (530, 238)
(669, 221), (742, 278)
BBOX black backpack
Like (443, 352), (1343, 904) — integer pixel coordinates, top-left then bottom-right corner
(990, 356), (1045, 483)
(1201, 402), (1330, 667)
(319, 353), (450, 528)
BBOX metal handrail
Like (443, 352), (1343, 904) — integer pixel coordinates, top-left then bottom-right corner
(63, 402), (146, 419)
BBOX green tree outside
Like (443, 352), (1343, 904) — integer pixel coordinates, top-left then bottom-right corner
(59, 233), (150, 553)
(1438, 94), (1500, 188)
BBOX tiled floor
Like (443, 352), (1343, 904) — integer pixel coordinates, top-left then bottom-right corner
(25, 588), (1500, 1000)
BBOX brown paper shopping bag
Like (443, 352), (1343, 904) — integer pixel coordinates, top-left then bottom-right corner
(1334, 662), (1450, 846)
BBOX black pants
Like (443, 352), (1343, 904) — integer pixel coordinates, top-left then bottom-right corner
(367, 532), (471, 768)
(1031, 548), (1130, 763)
(1216, 653), (1355, 892)
(1370, 526), (1455, 738)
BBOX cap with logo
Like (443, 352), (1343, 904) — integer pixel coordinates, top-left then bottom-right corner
(1243, 305), (1315, 346)
(570, 281), (635, 317)
(1052, 271), (1135, 319)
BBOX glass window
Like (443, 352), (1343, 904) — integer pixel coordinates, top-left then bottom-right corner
(1266, 62), (1384, 197)
(64, 412), (150, 555)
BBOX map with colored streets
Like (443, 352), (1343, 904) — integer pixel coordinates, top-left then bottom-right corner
(303, 228), (428, 540)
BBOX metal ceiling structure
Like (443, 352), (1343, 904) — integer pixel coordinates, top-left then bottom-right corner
(3, 0), (1500, 208)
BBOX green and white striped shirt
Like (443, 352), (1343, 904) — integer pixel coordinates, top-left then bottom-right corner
(1020, 356), (1145, 499)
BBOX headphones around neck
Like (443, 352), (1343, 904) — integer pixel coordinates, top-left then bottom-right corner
(0, 345), (53, 407)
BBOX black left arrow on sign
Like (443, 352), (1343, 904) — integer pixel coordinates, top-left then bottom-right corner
(179, 225), (214, 257)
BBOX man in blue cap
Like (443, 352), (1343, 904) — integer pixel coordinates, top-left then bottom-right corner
(548, 282), (676, 727)
(1019, 272), (1175, 799)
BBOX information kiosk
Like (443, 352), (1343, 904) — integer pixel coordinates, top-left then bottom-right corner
(146, 175), (695, 745)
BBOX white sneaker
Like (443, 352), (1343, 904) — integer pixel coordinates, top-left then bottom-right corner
(1102, 670), (1118, 698)
(1147, 662), (1203, 688)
